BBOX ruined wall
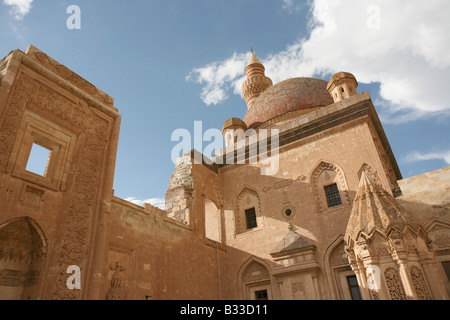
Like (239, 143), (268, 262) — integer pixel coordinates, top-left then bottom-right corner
(165, 155), (194, 225)
(101, 197), (224, 300)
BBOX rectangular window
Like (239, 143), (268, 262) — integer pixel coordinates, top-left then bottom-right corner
(245, 208), (257, 230)
(442, 261), (450, 282)
(255, 290), (268, 300)
(26, 143), (51, 177)
(325, 184), (342, 208)
(346, 275), (362, 300)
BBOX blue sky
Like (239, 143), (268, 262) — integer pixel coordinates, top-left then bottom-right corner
(1, 0), (449, 209)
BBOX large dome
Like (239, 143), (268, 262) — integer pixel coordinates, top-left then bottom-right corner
(243, 77), (334, 128)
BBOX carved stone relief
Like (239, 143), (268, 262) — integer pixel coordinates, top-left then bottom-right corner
(329, 241), (350, 267)
(0, 73), (110, 299)
(27, 49), (114, 107)
(358, 163), (381, 185)
(242, 261), (269, 283)
(19, 186), (44, 211)
(0, 218), (46, 299)
(384, 267), (406, 300)
(106, 261), (125, 300)
(291, 280), (306, 299)
(410, 266), (433, 300)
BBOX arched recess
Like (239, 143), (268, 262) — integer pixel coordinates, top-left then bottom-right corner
(201, 173), (223, 206)
(323, 235), (358, 300)
(234, 187), (263, 235)
(0, 217), (48, 300)
(205, 198), (221, 243)
(237, 256), (273, 300)
(423, 217), (450, 296)
(310, 161), (350, 212)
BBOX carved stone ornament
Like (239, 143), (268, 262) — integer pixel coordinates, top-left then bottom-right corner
(106, 261), (125, 300)
(310, 161), (350, 212)
(410, 266), (433, 300)
(384, 268), (406, 300)
(0, 73), (109, 300)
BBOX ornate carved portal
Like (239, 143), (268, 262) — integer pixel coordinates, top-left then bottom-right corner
(0, 218), (47, 300)
(0, 72), (111, 300)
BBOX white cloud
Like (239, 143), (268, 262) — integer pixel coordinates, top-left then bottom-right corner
(3, 0), (33, 20)
(186, 52), (249, 106)
(282, 0), (302, 14)
(124, 197), (166, 210)
(187, 0), (450, 122)
(405, 151), (450, 165)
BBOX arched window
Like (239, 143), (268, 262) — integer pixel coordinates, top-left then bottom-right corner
(234, 187), (262, 234)
(310, 161), (350, 212)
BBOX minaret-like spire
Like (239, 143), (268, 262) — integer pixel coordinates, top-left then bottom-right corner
(344, 171), (447, 300)
(241, 50), (273, 109)
(345, 171), (418, 245)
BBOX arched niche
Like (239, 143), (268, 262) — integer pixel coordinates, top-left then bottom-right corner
(205, 198), (221, 243)
(0, 217), (47, 300)
(237, 257), (273, 300)
(324, 236), (358, 300)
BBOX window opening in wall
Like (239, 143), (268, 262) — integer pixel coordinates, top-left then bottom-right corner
(255, 290), (268, 300)
(245, 208), (257, 230)
(442, 261), (450, 282)
(346, 275), (362, 300)
(324, 184), (342, 208)
(26, 143), (51, 177)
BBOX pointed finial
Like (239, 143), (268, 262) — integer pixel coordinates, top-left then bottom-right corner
(247, 50), (262, 67)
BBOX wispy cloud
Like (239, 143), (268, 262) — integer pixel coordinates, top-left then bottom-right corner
(3, 0), (33, 20)
(282, 0), (303, 14)
(187, 0), (450, 123)
(186, 52), (249, 106)
(124, 197), (166, 210)
(405, 150), (450, 165)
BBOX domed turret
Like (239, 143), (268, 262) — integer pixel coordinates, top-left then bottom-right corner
(327, 72), (358, 103)
(222, 117), (247, 148)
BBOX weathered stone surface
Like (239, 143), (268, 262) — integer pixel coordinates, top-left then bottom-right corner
(0, 46), (448, 301)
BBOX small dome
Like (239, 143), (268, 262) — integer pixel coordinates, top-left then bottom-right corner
(244, 77), (334, 128)
(327, 72), (358, 91)
(222, 117), (247, 134)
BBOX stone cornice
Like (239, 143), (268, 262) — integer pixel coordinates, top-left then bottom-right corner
(5, 45), (120, 119)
